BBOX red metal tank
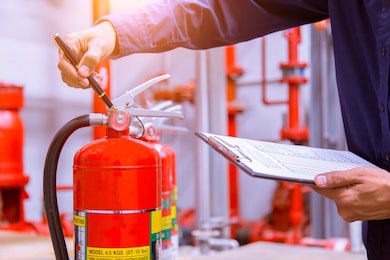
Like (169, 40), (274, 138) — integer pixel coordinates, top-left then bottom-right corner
(152, 143), (173, 258)
(0, 83), (29, 230)
(73, 127), (162, 260)
(142, 125), (174, 258)
(162, 144), (179, 257)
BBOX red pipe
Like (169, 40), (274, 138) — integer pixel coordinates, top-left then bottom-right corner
(92, 0), (111, 139)
(225, 46), (242, 221)
(261, 37), (288, 105)
(280, 28), (308, 142)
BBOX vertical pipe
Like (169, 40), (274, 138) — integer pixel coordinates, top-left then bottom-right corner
(288, 84), (300, 130)
(287, 28), (301, 131)
(195, 51), (211, 229)
(225, 46), (239, 220)
(92, 0), (111, 139)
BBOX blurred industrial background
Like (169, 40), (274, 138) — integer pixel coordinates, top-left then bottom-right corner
(0, 0), (366, 259)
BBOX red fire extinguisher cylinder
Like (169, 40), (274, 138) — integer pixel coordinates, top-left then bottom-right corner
(73, 127), (163, 260)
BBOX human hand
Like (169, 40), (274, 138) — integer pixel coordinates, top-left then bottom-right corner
(57, 21), (117, 88)
(312, 167), (390, 222)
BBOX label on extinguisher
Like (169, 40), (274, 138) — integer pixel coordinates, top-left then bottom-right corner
(74, 211), (87, 260)
(74, 209), (162, 260)
(171, 186), (178, 234)
(161, 192), (171, 250)
(87, 246), (150, 259)
(74, 215), (86, 227)
(171, 206), (177, 233)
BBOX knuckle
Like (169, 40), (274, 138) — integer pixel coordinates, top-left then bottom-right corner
(344, 215), (354, 223)
(60, 73), (68, 82)
(329, 174), (342, 185)
(85, 52), (100, 63)
(64, 34), (76, 44)
(356, 169), (366, 179)
(337, 208), (351, 222)
(57, 60), (66, 71)
(350, 196), (360, 208)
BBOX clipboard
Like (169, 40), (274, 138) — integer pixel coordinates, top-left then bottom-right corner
(196, 132), (378, 184)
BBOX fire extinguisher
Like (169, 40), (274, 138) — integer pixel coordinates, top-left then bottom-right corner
(43, 75), (183, 260)
(139, 103), (187, 260)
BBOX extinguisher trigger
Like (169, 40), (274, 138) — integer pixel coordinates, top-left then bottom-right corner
(125, 107), (184, 119)
(112, 74), (171, 108)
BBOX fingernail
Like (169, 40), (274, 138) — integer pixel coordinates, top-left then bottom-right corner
(316, 175), (327, 187)
(79, 65), (90, 77)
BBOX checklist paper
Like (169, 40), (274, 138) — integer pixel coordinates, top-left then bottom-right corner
(196, 132), (378, 184)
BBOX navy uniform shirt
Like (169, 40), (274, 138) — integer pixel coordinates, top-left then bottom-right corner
(103, 1), (390, 259)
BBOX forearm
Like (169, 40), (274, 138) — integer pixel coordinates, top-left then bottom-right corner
(100, 0), (329, 58)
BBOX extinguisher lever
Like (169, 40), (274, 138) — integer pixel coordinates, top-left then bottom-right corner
(141, 104), (188, 134)
(148, 100), (174, 111)
(125, 107), (184, 119)
(112, 74), (170, 108)
(161, 104), (183, 114)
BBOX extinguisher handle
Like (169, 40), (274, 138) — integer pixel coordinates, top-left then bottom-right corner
(112, 74), (170, 108)
(125, 107), (184, 119)
(149, 100), (174, 111)
(140, 104), (187, 134)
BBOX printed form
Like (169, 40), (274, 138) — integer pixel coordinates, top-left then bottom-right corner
(198, 132), (378, 184)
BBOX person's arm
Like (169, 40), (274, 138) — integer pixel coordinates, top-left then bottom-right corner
(57, 0), (328, 88)
(102, 0), (329, 57)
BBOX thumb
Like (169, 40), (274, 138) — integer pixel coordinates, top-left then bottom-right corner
(314, 171), (358, 188)
(78, 46), (103, 77)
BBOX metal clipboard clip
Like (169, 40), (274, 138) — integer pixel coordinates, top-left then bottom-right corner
(207, 136), (252, 163)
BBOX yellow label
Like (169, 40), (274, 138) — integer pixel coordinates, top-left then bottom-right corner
(174, 186), (177, 200)
(87, 246), (149, 259)
(73, 215), (85, 227)
(151, 210), (162, 234)
(171, 206), (176, 219)
(162, 216), (172, 230)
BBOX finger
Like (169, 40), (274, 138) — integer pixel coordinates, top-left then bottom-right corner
(92, 72), (104, 85)
(78, 43), (104, 77)
(311, 186), (337, 200)
(314, 170), (360, 188)
(311, 184), (351, 200)
(58, 53), (89, 87)
(61, 72), (90, 89)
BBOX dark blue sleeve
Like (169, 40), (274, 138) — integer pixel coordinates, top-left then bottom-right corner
(103, 0), (329, 57)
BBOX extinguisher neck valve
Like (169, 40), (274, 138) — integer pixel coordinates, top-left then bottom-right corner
(107, 127), (130, 138)
(89, 113), (107, 126)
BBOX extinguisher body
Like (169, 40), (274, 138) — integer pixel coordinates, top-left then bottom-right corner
(0, 83), (29, 230)
(152, 143), (173, 259)
(73, 128), (162, 260)
(161, 144), (178, 258)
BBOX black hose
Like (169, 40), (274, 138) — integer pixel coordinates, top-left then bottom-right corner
(43, 115), (91, 260)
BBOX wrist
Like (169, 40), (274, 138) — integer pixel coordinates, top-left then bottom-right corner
(96, 21), (118, 57)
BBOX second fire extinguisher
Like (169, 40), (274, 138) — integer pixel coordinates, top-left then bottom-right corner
(140, 103), (188, 260)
